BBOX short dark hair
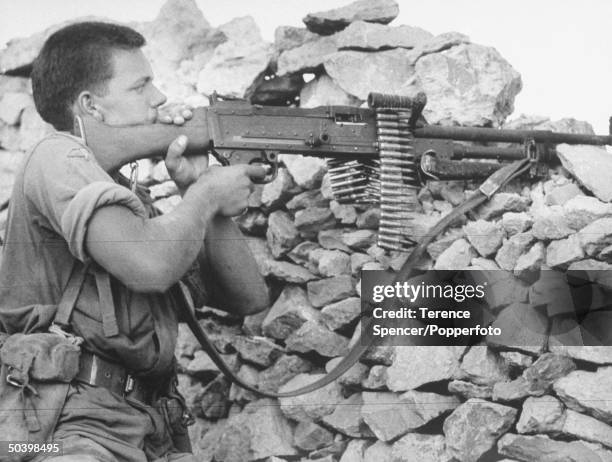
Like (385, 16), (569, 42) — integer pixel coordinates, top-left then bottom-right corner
(31, 21), (145, 130)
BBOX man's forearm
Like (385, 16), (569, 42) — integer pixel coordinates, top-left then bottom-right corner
(202, 216), (269, 314)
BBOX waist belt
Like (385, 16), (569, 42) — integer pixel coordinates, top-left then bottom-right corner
(76, 351), (156, 405)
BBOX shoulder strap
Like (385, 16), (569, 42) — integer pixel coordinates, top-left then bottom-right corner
(53, 261), (90, 328)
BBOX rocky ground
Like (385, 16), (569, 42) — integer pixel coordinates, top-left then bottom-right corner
(2, 0), (612, 461)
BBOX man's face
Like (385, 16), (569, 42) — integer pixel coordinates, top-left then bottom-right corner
(93, 48), (166, 126)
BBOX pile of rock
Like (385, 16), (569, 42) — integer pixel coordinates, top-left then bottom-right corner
(2, 0), (612, 461)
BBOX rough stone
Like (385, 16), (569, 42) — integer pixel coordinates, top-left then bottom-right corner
(448, 380), (493, 400)
(228, 364), (260, 402)
(562, 409), (612, 449)
(502, 212), (534, 236)
(324, 48), (416, 100)
(293, 421), (335, 451)
(557, 144), (612, 202)
(433, 238), (476, 270)
(338, 440), (368, 462)
(320, 297), (361, 330)
(514, 242), (545, 278)
(321, 393), (374, 438)
(391, 434), (452, 462)
(285, 320), (349, 357)
(257, 355), (313, 393)
(563, 195), (612, 230)
(329, 200), (358, 225)
(307, 274), (355, 307)
(386, 346), (464, 391)
(18, 106), (53, 151)
(546, 234), (585, 268)
(553, 367), (612, 424)
(486, 302), (547, 355)
(196, 39), (274, 99)
(325, 356), (368, 388)
(315, 249), (351, 277)
(456, 345), (510, 386)
(335, 20), (434, 50)
(520, 353), (577, 396)
(278, 373), (343, 422)
(531, 205), (573, 240)
(464, 219), (504, 257)
(545, 182), (583, 206)
(500, 351), (534, 369)
(317, 229), (351, 252)
(493, 376), (531, 402)
(295, 207), (337, 239)
(361, 365), (387, 390)
(516, 395), (565, 434)
(443, 399), (517, 462)
(214, 398), (297, 461)
(274, 26), (319, 54)
(262, 285), (321, 340)
(361, 390), (458, 441)
(426, 230), (466, 260)
(299, 73), (362, 107)
(547, 346), (612, 365)
(261, 168), (298, 210)
(340, 229), (376, 250)
(286, 190), (329, 211)
(363, 440), (394, 462)
(277, 36), (339, 76)
(265, 260), (318, 284)
(266, 210), (301, 258)
(578, 217), (612, 258)
(497, 433), (612, 462)
(356, 208), (380, 229)
(0, 92), (32, 125)
(414, 44), (522, 127)
(233, 336), (284, 368)
(495, 232), (536, 270)
(303, 0), (399, 35)
(475, 193), (529, 220)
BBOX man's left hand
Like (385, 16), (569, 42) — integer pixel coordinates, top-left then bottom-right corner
(157, 103), (193, 126)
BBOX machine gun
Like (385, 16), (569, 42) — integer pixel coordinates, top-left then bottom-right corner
(80, 91), (612, 253)
(78, 93), (612, 398)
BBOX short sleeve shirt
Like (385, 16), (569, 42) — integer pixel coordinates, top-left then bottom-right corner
(0, 133), (179, 377)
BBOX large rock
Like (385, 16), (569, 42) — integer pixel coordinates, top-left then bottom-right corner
(557, 144), (612, 202)
(391, 434), (453, 462)
(516, 395), (565, 434)
(214, 399), (297, 461)
(196, 21), (274, 99)
(277, 36), (339, 76)
(563, 195), (612, 230)
(324, 48), (416, 101)
(498, 433), (612, 462)
(414, 43), (522, 126)
(578, 217), (612, 257)
(361, 390), (458, 441)
(433, 238), (476, 269)
(278, 373), (343, 422)
(262, 285), (320, 340)
(303, 0), (399, 35)
(321, 393), (374, 438)
(464, 219), (504, 257)
(386, 346), (464, 391)
(456, 345), (510, 386)
(284, 320), (350, 357)
(307, 274), (355, 307)
(553, 367), (612, 424)
(300, 74), (362, 108)
(0, 92), (33, 125)
(547, 346), (612, 365)
(444, 399), (517, 462)
(335, 21), (434, 50)
(266, 210), (301, 258)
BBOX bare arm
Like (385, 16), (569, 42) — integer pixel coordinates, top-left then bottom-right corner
(201, 216), (269, 315)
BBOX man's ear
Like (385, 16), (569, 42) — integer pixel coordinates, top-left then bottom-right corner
(76, 91), (104, 122)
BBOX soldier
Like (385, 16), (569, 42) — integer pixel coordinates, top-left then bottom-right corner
(0, 21), (269, 461)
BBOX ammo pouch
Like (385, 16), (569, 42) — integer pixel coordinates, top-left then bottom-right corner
(0, 263), (87, 461)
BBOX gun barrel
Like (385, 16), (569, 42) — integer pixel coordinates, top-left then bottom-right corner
(414, 125), (612, 146)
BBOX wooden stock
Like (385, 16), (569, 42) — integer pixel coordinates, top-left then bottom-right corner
(77, 108), (211, 172)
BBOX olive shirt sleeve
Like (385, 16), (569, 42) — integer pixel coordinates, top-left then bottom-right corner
(23, 135), (147, 263)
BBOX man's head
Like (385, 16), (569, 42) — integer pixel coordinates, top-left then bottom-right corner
(32, 21), (167, 130)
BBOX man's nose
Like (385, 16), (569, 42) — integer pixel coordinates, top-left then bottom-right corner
(150, 84), (167, 108)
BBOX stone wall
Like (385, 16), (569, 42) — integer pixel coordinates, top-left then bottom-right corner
(1, 0), (612, 461)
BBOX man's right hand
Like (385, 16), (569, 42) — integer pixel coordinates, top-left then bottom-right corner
(189, 162), (266, 217)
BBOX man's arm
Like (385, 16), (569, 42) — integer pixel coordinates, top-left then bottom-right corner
(200, 215), (269, 315)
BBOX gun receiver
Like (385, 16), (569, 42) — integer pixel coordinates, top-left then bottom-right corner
(78, 91), (612, 251)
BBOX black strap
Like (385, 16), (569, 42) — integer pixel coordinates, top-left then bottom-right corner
(179, 159), (532, 398)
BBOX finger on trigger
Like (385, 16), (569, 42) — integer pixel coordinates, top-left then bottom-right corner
(245, 164), (268, 179)
(182, 109), (193, 119)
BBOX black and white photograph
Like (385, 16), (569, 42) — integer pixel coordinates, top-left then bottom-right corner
(1, 1), (612, 461)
